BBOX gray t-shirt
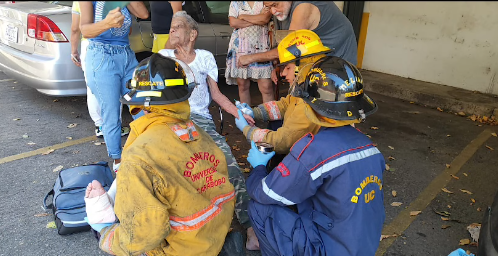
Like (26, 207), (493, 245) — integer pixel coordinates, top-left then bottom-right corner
(276, 1), (358, 65)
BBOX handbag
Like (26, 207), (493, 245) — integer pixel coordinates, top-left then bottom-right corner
(43, 162), (115, 235)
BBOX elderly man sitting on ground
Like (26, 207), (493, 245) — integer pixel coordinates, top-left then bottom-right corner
(158, 11), (261, 250)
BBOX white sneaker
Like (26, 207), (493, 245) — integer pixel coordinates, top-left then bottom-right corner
(113, 161), (120, 172)
(95, 126), (130, 138)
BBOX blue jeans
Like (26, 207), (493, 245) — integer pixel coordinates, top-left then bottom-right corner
(85, 41), (138, 160)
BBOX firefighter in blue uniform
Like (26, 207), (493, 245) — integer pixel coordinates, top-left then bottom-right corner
(235, 54), (386, 255)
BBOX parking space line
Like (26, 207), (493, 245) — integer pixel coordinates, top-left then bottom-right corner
(376, 128), (495, 256)
(0, 78), (15, 82)
(0, 136), (96, 165)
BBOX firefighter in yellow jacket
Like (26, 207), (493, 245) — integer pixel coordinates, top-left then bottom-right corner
(84, 54), (235, 256)
(235, 30), (343, 155)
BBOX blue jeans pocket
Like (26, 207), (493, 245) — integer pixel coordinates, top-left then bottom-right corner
(90, 49), (106, 72)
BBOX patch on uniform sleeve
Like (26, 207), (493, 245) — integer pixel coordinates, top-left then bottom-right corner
(170, 121), (199, 142)
(263, 101), (282, 121)
(252, 128), (270, 142)
(276, 162), (290, 177)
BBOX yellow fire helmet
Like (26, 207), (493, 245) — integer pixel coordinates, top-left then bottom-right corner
(277, 29), (334, 66)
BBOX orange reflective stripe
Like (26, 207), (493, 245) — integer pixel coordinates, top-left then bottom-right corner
(169, 191), (235, 231)
(170, 121), (199, 142)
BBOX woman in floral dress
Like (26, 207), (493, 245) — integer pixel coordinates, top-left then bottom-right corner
(226, 1), (274, 106)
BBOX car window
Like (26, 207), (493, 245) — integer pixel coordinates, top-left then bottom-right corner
(203, 1), (229, 25)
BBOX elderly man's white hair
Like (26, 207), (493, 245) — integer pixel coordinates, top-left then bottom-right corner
(172, 11), (199, 33)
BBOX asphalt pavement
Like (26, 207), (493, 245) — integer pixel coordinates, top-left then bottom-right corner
(0, 69), (497, 256)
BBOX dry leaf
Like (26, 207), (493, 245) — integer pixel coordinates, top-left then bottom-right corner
(388, 146), (395, 150)
(67, 123), (78, 128)
(53, 99), (59, 102)
(385, 164), (390, 171)
(34, 213), (51, 217)
(370, 126), (379, 130)
(460, 189), (473, 195)
(446, 134), (452, 137)
(410, 211), (422, 216)
(463, 173), (468, 176)
(380, 234), (398, 241)
(441, 188), (453, 194)
(447, 205), (452, 209)
(94, 142), (105, 146)
(391, 202), (403, 207)
(486, 145), (494, 151)
(409, 101), (414, 104)
(22, 134), (29, 139)
(392, 190), (397, 197)
(471, 198), (476, 203)
(237, 162), (246, 166)
(52, 165), (63, 172)
(388, 156), (396, 161)
(437, 107), (443, 112)
(450, 174), (459, 180)
(492, 132), (497, 137)
(42, 149), (55, 155)
(66, 137), (72, 140)
(441, 217), (450, 221)
(228, 125), (233, 128)
(470, 115), (477, 121)
(243, 168), (251, 173)
(441, 225), (451, 229)
(477, 207), (482, 212)
(241, 155), (247, 158)
(46, 221), (57, 229)
(445, 164), (451, 168)
(458, 111), (466, 116)
(459, 239), (470, 245)
(366, 135), (372, 139)
(13, 118), (21, 121)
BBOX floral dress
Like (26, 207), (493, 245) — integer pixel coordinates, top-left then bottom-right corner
(225, 1), (273, 85)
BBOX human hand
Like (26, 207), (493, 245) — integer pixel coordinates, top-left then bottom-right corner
(235, 109), (249, 131)
(84, 217), (113, 232)
(271, 68), (278, 84)
(261, 6), (270, 14)
(447, 248), (474, 256)
(243, 114), (255, 126)
(237, 55), (251, 68)
(247, 141), (275, 167)
(105, 7), (125, 28)
(236, 102), (254, 118)
(70, 52), (81, 68)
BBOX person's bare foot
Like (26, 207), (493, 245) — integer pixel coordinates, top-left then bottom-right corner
(84, 180), (116, 224)
(85, 180), (106, 199)
(246, 227), (260, 251)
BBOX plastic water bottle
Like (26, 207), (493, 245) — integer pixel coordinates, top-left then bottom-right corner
(235, 100), (253, 116)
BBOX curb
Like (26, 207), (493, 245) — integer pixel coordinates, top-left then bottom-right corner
(361, 70), (498, 119)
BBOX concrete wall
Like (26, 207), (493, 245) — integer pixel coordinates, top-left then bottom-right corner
(361, 2), (498, 95)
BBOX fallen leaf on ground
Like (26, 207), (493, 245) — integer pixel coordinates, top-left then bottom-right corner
(447, 205), (452, 209)
(459, 239), (470, 245)
(409, 101), (414, 104)
(27, 142), (36, 145)
(228, 125), (233, 128)
(410, 211), (422, 216)
(477, 208), (482, 211)
(238, 162), (246, 166)
(441, 225), (451, 229)
(46, 221), (57, 229)
(460, 189), (473, 195)
(42, 149), (55, 155)
(437, 107), (443, 112)
(486, 145), (494, 151)
(67, 123), (78, 128)
(463, 173), (468, 176)
(380, 234), (398, 241)
(366, 135), (372, 139)
(94, 142), (105, 146)
(441, 217), (450, 221)
(388, 156), (396, 161)
(442, 188), (453, 194)
(22, 134), (29, 139)
(385, 164), (390, 171)
(370, 126), (379, 130)
(388, 146), (395, 150)
(492, 132), (497, 137)
(53, 165), (63, 172)
(243, 168), (251, 173)
(451, 174), (459, 180)
(445, 164), (451, 168)
(470, 115), (477, 121)
(447, 134), (452, 137)
(66, 137), (72, 140)
(392, 190), (397, 197)
(434, 210), (451, 217)
(391, 202), (403, 207)
(13, 118), (21, 121)
(458, 111), (466, 116)
(471, 198), (476, 203)
(34, 213), (51, 217)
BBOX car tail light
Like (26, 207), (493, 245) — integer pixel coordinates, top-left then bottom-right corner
(27, 14), (68, 42)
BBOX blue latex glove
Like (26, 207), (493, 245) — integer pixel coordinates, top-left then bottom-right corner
(84, 217), (113, 232)
(247, 140), (276, 167)
(448, 248), (474, 256)
(235, 109), (250, 131)
(235, 101), (254, 118)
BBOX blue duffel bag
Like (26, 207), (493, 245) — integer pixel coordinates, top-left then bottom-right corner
(43, 161), (115, 235)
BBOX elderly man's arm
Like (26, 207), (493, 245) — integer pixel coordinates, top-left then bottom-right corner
(99, 162), (172, 255)
(229, 16), (254, 29)
(207, 76), (255, 125)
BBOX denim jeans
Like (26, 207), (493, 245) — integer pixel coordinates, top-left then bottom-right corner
(85, 41), (138, 160)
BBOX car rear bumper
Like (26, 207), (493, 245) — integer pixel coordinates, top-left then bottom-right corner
(0, 42), (87, 96)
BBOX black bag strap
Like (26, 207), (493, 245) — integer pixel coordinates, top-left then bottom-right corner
(43, 189), (54, 210)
